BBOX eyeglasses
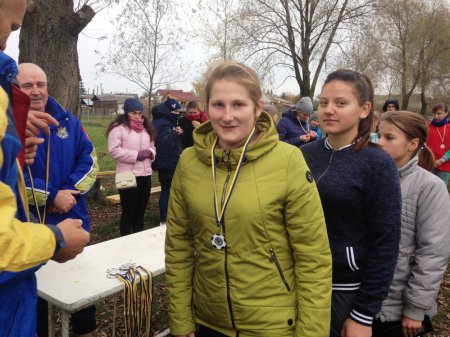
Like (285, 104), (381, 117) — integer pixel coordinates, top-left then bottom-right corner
(432, 111), (445, 115)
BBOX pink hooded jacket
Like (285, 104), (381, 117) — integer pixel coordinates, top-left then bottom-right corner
(108, 124), (156, 176)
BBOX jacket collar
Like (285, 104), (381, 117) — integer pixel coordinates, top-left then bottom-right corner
(324, 138), (353, 151)
(45, 96), (68, 126)
(398, 155), (418, 178)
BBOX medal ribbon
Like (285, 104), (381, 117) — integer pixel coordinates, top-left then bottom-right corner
(211, 127), (256, 232)
(27, 134), (51, 224)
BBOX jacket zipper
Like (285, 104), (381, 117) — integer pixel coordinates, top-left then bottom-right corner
(269, 248), (291, 292)
(222, 151), (236, 329)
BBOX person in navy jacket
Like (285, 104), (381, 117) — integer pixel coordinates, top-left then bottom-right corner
(152, 98), (183, 226)
(276, 96), (318, 147)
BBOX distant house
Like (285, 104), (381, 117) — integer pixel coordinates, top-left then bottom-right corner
(114, 93), (139, 112)
(156, 89), (201, 110)
(92, 94), (118, 115)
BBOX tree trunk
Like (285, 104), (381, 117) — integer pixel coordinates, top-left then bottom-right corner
(420, 89), (427, 115)
(19, 1), (95, 115)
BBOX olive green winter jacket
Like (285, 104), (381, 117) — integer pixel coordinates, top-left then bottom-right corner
(165, 112), (332, 337)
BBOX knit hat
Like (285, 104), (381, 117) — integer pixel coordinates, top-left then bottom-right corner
(164, 98), (181, 112)
(294, 96), (313, 114)
(123, 98), (144, 114)
(310, 111), (319, 121)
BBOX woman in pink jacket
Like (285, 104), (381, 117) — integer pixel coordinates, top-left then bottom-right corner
(107, 98), (156, 236)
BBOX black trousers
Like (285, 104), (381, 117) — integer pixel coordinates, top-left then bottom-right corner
(330, 291), (358, 337)
(118, 175), (151, 236)
(37, 297), (96, 335)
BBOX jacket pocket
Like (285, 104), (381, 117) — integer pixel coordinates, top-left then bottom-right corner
(346, 246), (359, 272)
(269, 248), (291, 292)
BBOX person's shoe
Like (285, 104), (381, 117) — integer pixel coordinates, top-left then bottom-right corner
(160, 222), (166, 226)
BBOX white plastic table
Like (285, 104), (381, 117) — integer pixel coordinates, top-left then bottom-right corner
(36, 226), (167, 337)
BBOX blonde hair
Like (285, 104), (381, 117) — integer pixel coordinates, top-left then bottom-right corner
(204, 61), (262, 109)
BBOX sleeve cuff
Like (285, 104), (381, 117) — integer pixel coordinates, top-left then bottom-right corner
(45, 224), (66, 253)
(349, 309), (374, 326)
(403, 304), (426, 321)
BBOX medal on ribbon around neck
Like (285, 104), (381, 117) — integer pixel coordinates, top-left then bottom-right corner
(436, 124), (446, 149)
(210, 127), (256, 250)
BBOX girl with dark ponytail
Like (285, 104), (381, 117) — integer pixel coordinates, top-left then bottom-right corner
(301, 69), (402, 337)
(376, 111), (450, 337)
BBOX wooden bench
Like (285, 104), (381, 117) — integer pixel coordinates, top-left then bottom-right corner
(106, 186), (162, 204)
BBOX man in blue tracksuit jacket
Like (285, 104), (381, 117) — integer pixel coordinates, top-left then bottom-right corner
(18, 63), (99, 337)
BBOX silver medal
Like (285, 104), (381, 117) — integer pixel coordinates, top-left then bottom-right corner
(441, 144), (445, 149)
(211, 233), (226, 249)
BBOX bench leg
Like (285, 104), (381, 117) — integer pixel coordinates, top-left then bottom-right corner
(48, 303), (56, 337)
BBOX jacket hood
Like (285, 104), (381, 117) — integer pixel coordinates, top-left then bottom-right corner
(383, 98), (400, 112)
(153, 103), (179, 124)
(192, 111), (279, 167)
(0, 51), (18, 92)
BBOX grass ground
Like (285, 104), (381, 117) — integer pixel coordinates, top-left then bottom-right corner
(76, 115), (450, 337)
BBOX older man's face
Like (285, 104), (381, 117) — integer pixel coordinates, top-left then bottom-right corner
(0, 0), (26, 51)
(17, 65), (49, 112)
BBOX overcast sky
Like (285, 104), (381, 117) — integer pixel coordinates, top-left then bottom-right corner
(4, 4), (300, 98)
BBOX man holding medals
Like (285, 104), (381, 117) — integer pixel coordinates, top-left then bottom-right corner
(165, 61), (332, 337)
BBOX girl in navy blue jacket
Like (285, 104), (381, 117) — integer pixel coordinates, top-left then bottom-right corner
(302, 70), (402, 337)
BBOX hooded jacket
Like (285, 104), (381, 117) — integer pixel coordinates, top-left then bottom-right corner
(382, 99), (400, 112)
(165, 112), (332, 337)
(152, 104), (182, 171)
(23, 96), (98, 231)
(276, 108), (313, 147)
(0, 51), (55, 337)
(379, 156), (450, 322)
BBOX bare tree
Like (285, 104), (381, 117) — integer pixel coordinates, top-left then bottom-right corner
(194, 0), (245, 63)
(19, 0), (114, 114)
(236, 0), (376, 98)
(98, 0), (184, 112)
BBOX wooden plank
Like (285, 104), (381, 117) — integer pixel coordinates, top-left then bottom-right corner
(96, 170), (116, 178)
(105, 186), (162, 204)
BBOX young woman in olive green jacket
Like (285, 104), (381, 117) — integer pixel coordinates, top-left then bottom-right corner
(165, 61), (332, 337)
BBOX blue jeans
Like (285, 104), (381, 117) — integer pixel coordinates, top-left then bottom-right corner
(158, 169), (175, 222)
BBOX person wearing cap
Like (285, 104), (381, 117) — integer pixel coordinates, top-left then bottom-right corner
(18, 63), (99, 337)
(107, 98), (156, 236)
(276, 96), (317, 147)
(309, 111), (322, 140)
(152, 98), (183, 226)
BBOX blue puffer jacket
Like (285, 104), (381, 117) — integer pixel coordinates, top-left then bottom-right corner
(276, 108), (314, 147)
(0, 50), (41, 337)
(152, 104), (182, 171)
(23, 96), (98, 231)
